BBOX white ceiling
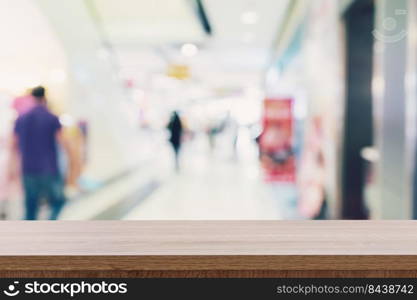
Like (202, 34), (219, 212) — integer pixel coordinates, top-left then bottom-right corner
(0, 0), (67, 96)
(204, 0), (289, 47)
(90, 0), (290, 92)
(90, 0), (205, 45)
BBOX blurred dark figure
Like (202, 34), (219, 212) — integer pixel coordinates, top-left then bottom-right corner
(206, 119), (222, 153)
(167, 111), (183, 171)
(12, 86), (69, 220)
(206, 123), (217, 153)
(222, 112), (239, 159)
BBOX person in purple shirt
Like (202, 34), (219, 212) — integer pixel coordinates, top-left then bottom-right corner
(12, 86), (69, 220)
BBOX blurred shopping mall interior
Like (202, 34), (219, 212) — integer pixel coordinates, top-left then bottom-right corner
(0, 0), (416, 220)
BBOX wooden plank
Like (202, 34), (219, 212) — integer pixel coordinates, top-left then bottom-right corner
(0, 221), (416, 277)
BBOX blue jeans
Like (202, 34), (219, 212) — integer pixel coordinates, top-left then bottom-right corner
(22, 175), (66, 220)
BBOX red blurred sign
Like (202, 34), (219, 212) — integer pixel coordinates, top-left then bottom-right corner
(259, 98), (295, 182)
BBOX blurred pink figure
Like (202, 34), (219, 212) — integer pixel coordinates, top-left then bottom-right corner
(12, 94), (35, 115)
(0, 141), (9, 218)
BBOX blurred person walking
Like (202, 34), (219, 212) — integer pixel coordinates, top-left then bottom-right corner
(11, 86), (69, 220)
(206, 121), (218, 153)
(222, 112), (239, 159)
(167, 111), (183, 171)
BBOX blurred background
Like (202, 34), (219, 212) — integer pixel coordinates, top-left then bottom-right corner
(0, 0), (416, 220)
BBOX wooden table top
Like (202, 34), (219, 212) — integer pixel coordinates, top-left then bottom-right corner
(1, 221), (416, 256)
(0, 221), (417, 276)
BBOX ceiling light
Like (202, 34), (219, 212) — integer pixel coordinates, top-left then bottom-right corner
(181, 43), (199, 57)
(241, 11), (259, 25)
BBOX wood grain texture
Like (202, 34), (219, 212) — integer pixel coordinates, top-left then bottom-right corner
(0, 221), (417, 278)
(2, 270), (417, 278)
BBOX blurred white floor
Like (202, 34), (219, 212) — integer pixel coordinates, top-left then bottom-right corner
(124, 130), (300, 220)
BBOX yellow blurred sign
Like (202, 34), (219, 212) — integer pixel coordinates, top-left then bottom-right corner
(167, 64), (190, 80)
